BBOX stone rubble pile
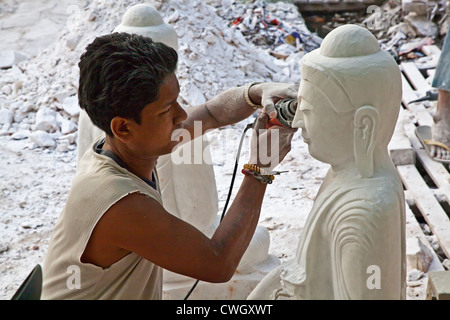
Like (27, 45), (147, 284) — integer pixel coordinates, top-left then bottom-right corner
(299, 0), (448, 64)
(0, 0), (315, 153)
(214, 0), (322, 57)
(0, 0), (134, 151)
(371, 0), (449, 63)
(166, 0), (314, 106)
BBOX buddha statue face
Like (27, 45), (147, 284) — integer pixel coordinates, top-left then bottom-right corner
(292, 24), (402, 177)
(295, 85), (355, 167)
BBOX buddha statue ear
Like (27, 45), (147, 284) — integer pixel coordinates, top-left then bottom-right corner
(354, 106), (379, 178)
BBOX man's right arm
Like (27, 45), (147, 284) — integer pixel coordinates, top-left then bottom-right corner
(89, 173), (266, 283)
(82, 113), (296, 282)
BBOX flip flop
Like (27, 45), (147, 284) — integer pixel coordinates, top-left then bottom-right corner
(415, 125), (450, 164)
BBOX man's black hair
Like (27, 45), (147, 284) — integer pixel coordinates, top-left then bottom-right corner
(78, 32), (178, 136)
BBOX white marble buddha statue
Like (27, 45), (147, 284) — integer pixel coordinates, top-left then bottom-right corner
(248, 24), (406, 300)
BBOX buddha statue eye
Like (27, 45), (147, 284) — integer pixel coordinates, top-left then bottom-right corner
(301, 109), (311, 116)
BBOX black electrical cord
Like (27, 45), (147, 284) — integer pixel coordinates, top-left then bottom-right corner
(184, 122), (254, 300)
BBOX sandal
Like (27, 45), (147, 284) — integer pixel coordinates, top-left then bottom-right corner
(415, 125), (450, 164)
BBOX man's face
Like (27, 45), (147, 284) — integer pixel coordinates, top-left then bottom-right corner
(131, 73), (187, 157)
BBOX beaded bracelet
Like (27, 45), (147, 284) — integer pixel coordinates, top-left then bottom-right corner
(242, 169), (274, 184)
(242, 164), (275, 184)
(242, 164), (273, 177)
(244, 82), (263, 110)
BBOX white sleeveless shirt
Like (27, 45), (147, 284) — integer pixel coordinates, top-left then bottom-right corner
(42, 137), (163, 299)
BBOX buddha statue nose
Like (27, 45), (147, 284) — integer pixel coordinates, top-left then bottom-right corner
(291, 103), (304, 129)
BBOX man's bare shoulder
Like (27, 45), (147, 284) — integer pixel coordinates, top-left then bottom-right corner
(81, 192), (164, 268)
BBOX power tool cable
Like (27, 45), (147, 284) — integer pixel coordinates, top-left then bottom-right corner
(184, 121), (254, 300)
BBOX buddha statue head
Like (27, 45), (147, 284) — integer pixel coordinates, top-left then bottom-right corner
(113, 3), (178, 51)
(292, 24), (402, 178)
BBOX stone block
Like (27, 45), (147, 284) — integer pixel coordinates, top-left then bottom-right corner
(402, 0), (429, 16)
(0, 50), (28, 69)
(30, 130), (56, 148)
(0, 108), (14, 125)
(407, 237), (434, 272)
(404, 13), (438, 37)
(34, 107), (58, 132)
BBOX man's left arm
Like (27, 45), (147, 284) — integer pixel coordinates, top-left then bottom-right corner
(182, 82), (299, 137)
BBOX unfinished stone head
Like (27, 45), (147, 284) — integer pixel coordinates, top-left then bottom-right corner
(113, 3), (178, 50)
(248, 24), (406, 300)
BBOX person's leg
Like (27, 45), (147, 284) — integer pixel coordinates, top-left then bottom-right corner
(430, 27), (450, 161)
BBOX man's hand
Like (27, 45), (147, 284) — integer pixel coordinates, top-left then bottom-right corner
(252, 82), (299, 120)
(249, 112), (297, 172)
(183, 82), (299, 139)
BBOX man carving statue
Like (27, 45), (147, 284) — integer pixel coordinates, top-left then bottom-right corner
(72, 3), (290, 299)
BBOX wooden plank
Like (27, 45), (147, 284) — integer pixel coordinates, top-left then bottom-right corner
(404, 122), (450, 204)
(397, 164), (450, 260)
(401, 72), (420, 104)
(401, 73), (434, 127)
(427, 271), (450, 300)
(427, 69), (436, 78)
(389, 108), (415, 165)
(422, 45), (441, 57)
(405, 105), (433, 127)
(401, 62), (431, 95)
(405, 203), (444, 272)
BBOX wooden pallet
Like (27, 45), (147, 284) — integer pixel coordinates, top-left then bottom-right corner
(388, 51), (436, 165)
(395, 47), (450, 269)
(294, 0), (385, 12)
(386, 52), (437, 165)
(405, 200), (444, 271)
